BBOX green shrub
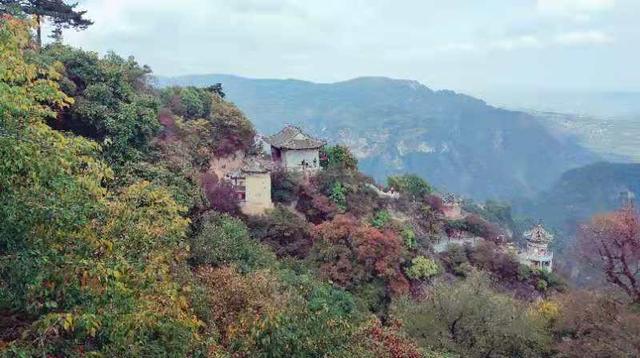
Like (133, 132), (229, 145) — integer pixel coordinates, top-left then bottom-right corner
(401, 228), (417, 250)
(271, 169), (300, 204)
(393, 272), (552, 357)
(320, 145), (358, 170)
(387, 174), (432, 200)
(405, 256), (440, 280)
(370, 210), (391, 229)
(329, 182), (348, 211)
(190, 211), (276, 272)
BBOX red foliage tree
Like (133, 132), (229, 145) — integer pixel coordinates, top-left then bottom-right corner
(296, 183), (337, 224)
(247, 206), (313, 258)
(201, 172), (240, 215)
(578, 204), (640, 302)
(464, 214), (504, 242)
(424, 194), (444, 213)
(352, 319), (423, 358)
(312, 215), (408, 294)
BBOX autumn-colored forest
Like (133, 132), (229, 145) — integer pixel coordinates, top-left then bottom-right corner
(1, 8), (639, 357)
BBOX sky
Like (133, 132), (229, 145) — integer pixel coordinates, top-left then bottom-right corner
(56, 0), (639, 99)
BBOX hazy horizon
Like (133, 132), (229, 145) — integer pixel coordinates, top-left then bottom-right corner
(52, 0), (639, 99)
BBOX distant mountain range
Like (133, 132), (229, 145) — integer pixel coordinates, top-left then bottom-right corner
(156, 74), (599, 200)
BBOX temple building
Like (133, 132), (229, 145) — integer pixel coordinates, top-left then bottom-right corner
(519, 224), (554, 271)
(265, 126), (325, 172)
(225, 159), (273, 215)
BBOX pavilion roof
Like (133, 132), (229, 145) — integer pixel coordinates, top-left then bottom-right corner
(265, 125), (325, 150)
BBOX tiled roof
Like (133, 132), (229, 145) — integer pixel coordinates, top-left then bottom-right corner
(524, 224), (553, 244)
(265, 125), (325, 150)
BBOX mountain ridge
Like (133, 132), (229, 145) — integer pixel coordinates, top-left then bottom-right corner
(156, 74), (599, 200)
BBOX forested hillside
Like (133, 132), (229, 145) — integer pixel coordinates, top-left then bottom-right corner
(2, 14), (640, 358)
(158, 74), (598, 200)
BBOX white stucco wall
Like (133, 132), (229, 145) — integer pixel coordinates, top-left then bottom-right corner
(283, 149), (320, 172)
(241, 172), (273, 215)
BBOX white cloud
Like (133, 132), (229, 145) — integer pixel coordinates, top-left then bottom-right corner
(438, 42), (478, 53)
(490, 35), (542, 50)
(554, 30), (614, 45)
(439, 31), (611, 54)
(537, 0), (615, 14)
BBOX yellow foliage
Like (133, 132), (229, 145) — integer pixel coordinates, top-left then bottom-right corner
(0, 16), (72, 132)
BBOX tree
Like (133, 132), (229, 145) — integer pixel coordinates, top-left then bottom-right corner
(393, 273), (551, 357)
(311, 215), (408, 294)
(578, 204), (640, 302)
(190, 211), (276, 272)
(320, 144), (358, 170)
(160, 86), (213, 120)
(38, 45), (160, 164)
(552, 290), (640, 357)
(201, 173), (240, 214)
(1, 19), (202, 356)
(0, 16), (72, 133)
(247, 206), (313, 258)
(387, 174), (432, 200)
(0, 0), (92, 47)
(208, 95), (256, 156)
(405, 256), (440, 280)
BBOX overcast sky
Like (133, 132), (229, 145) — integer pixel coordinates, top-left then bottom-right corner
(58, 0), (639, 97)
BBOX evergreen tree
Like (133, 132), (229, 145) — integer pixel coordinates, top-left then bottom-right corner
(0, 0), (92, 47)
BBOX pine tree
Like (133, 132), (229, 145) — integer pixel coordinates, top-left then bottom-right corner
(0, 0), (92, 47)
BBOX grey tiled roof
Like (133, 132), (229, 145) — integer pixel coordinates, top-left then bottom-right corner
(524, 225), (553, 244)
(265, 126), (325, 150)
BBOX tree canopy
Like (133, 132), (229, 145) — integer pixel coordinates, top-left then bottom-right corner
(0, 0), (92, 46)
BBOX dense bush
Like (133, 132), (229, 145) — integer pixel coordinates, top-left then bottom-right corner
(313, 166), (383, 218)
(551, 290), (640, 357)
(247, 206), (313, 258)
(393, 273), (551, 357)
(296, 183), (338, 224)
(440, 241), (565, 297)
(194, 266), (366, 357)
(201, 172), (240, 214)
(445, 213), (504, 241)
(0, 35), (201, 350)
(405, 256), (440, 280)
(40, 44), (160, 164)
(311, 215), (409, 295)
(208, 96), (256, 156)
(387, 174), (432, 200)
(270, 168), (300, 204)
(190, 211), (276, 272)
(320, 144), (358, 170)
(160, 86), (213, 120)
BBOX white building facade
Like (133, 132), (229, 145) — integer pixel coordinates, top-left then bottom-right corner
(266, 126), (325, 173)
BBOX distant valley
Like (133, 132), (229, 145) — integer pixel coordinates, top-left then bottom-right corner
(533, 111), (640, 163)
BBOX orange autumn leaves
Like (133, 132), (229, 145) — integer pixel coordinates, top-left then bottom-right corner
(312, 214), (409, 295)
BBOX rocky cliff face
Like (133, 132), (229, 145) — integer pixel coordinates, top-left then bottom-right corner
(157, 74), (598, 200)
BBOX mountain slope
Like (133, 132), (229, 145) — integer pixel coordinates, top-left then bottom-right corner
(515, 162), (640, 234)
(157, 74), (598, 200)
